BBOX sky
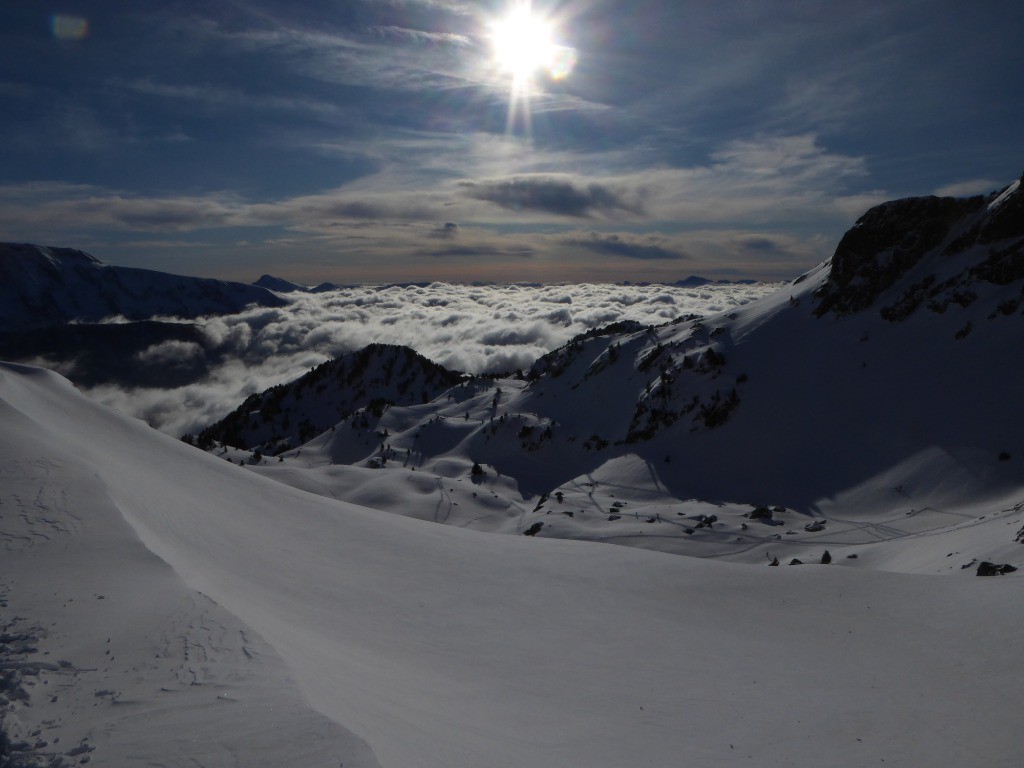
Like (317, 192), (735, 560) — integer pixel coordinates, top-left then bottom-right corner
(1, 1), (1021, 284)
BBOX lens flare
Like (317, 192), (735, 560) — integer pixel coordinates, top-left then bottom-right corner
(52, 15), (89, 41)
(546, 46), (578, 81)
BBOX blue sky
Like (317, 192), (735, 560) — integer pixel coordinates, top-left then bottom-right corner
(1, 1), (1020, 283)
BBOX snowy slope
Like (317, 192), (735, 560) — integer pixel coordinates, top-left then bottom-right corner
(0, 365), (380, 768)
(3, 362), (1024, 768)
(0, 242), (285, 331)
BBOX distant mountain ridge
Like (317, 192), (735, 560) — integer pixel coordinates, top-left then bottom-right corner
(0, 242), (286, 331)
(253, 274), (345, 293)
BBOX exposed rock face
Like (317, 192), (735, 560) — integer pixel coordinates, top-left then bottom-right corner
(976, 562), (1018, 577)
(813, 177), (1024, 319)
(814, 196), (985, 316)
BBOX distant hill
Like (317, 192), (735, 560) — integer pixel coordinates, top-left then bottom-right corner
(0, 243), (286, 331)
(253, 274), (345, 293)
(622, 276), (761, 287)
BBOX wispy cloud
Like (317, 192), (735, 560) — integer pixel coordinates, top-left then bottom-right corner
(933, 179), (1002, 198)
(0, 132), (878, 281)
(112, 78), (346, 118)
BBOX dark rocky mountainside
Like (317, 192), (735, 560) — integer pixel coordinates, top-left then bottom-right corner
(195, 343), (464, 452)
(813, 175), (1024, 318)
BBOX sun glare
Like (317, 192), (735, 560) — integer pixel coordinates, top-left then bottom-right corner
(491, 5), (556, 81)
(487, 2), (577, 136)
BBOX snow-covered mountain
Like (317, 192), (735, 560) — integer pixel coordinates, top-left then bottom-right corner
(194, 343), (464, 452)
(0, 242), (286, 331)
(813, 178), (1023, 318)
(214, 176), (1024, 572)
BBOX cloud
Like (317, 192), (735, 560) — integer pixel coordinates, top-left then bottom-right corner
(81, 281), (779, 436)
(562, 232), (686, 261)
(417, 244), (535, 259)
(431, 222), (461, 238)
(461, 176), (643, 218)
(0, 131), (874, 281)
(188, 11), (484, 96)
(738, 237), (780, 252)
(369, 26), (471, 46)
(708, 134), (867, 186)
(112, 78), (345, 118)
(134, 340), (205, 366)
(933, 179), (1002, 198)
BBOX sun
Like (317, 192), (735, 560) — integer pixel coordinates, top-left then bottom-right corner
(489, 3), (559, 82)
(486, 1), (577, 136)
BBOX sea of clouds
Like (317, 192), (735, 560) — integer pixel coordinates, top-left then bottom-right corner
(84, 281), (779, 437)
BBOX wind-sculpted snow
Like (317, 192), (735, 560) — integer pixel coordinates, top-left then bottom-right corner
(81, 281), (776, 437)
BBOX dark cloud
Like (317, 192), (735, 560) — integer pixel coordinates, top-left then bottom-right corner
(420, 224), (535, 258)
(740, 237), (780, 252)
(565, 233), (686, 261)
(430, 222), (461, 238)
(418, 244), (535, 259)
(462, 177), (643, 218)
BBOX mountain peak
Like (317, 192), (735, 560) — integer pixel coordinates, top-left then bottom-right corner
(254, 274), (308, 293)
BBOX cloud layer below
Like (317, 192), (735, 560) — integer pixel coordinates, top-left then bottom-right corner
(83, 280), (778, 436)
